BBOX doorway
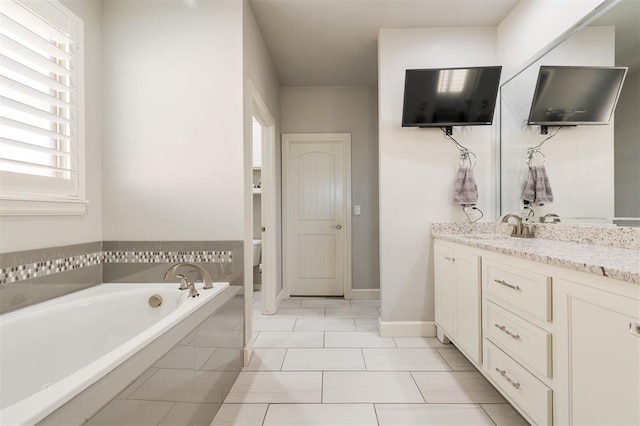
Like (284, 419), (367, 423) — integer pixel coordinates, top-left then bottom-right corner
(247, 82), (280, 315)
(282, 133), (352, 297)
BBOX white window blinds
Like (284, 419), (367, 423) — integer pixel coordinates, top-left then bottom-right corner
(0, 0), (84, 209)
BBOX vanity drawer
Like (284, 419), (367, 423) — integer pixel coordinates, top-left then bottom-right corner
(485, 260), (552, 322)
(485, 301), (552, 378)
(485, 340), (552, 426)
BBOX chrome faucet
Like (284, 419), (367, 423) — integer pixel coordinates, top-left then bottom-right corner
(501, 214), (534, 238)
(163, 263), (214, 290)
(539, 213), (561, 223)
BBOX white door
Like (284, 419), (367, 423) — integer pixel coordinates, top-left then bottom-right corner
(283, 133), (351, 296)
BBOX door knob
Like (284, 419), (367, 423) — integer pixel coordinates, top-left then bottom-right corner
(334, 225), (342, 230)
(261, 226), (266, 232)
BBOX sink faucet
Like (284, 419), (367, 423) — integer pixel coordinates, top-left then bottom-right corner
(163, 263), (214, 290)
(539, 213), (561, 223)
(501, 214), (534, 238)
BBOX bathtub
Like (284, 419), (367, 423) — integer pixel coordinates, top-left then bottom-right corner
(0, 282), (231, 425)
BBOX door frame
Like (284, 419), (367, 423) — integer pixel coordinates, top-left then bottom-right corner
(245, 80), (280, 318)
(282, 133), (352, 298)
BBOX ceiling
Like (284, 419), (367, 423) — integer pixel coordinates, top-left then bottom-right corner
(248, 0), (521, 87)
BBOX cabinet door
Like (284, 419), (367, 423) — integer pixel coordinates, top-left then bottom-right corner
(555, 279), (640, 425)
(453, 249), (481, 364)
(434, 244), (454, 338)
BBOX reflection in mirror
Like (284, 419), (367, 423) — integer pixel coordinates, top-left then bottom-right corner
(499, 0), (639, 226)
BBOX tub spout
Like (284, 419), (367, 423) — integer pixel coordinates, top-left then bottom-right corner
(163, 263), (214, 290)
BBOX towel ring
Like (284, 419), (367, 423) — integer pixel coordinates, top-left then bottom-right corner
(526, 150), (546, 166)
(458, 151), (477, 169)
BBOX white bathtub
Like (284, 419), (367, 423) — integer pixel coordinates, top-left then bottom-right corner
(0, 282), (230, 425)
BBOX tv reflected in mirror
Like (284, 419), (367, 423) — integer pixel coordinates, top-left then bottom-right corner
(528, 66), (627, 125)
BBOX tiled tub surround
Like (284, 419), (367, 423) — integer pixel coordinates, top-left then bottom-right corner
(1, 282), (231, 424)
(43, 288), (245, 426)
(0, 241), (243, 315)
(431, 222), (640, 283)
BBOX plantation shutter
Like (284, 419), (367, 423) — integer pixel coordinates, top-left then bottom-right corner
(0, 0), (84, 204)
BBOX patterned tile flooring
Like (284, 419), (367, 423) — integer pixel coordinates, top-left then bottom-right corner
(211, 293), (529, 425)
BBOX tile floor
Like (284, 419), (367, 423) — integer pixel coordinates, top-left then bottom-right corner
(212, 294), (529, 425)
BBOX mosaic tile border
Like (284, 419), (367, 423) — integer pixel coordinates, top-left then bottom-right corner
(1, 250), (233, 285)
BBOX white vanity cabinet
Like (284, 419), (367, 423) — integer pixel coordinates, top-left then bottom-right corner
(482, 258), (554, 425)
(434, 241), (482, 364)
(553, 277), (640, 425)
(433, 238), (640, 425)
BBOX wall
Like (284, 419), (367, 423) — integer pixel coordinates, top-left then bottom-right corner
(101, 0), (244, 241)
(497, 0), (607, 77)
(280, 86), (379, 291)
(0, 0), (103, 253)
(614, 34), (640, 217)
(242, 0), (280, 345)
(378, 28), (497, 332)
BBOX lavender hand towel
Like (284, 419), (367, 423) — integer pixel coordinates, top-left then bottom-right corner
(454, 166), (478, 206)
(522, 165), (554, 205)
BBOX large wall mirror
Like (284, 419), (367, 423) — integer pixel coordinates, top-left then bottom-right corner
(499, 0), (639, 226)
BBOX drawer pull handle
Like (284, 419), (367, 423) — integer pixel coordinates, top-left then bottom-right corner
(495, 323), (521, 340)
(444, 256), (455, 262)
(495, 368), (521, 389)
(630, 322), (640, 337)
(494, 279), (520, 291)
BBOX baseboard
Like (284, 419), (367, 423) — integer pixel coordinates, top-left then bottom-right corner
(378, 319), (437, 338)
(276, 288), (285, 309)
(242, 343), (253, 367)
(347, 288), (380, 300)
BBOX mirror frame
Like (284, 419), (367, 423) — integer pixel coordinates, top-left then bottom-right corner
(496, 0), (623, 218)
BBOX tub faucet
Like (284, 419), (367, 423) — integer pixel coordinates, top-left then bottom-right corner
(163, 263), (214, 290)
(501, 214), (533, 238)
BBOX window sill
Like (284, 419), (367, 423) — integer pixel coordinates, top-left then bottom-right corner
(0, 197), (88, 216)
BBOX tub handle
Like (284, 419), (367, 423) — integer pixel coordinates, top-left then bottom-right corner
(176, 274), (189, 290)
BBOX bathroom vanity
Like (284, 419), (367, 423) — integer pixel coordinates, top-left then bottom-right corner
(433, 229), (640, 425)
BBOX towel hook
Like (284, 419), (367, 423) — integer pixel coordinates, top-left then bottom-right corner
(441, 128), (477, 168)
(526, 149), (546, 166)
(459, 150), (477, 169)
(525, 126), (562, 167)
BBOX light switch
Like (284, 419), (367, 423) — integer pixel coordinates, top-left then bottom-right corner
(354, 205), (361, 216)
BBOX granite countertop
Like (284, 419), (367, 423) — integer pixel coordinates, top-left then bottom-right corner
(433, 232), (640, 285)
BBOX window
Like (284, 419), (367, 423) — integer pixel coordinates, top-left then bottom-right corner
(0, 0), (85, 215)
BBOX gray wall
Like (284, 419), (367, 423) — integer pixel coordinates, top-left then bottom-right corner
(615, 63), (640, 217)
(280, 86), (379, 290)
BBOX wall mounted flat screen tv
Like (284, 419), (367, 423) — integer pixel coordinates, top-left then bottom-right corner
(528, 66), (627, 125)
(401, 66), (502, 128)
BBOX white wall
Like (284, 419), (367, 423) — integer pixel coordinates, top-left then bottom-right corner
(498, 0), (607, 77)
(280, 86), (379, 290)
(500, 27), (616, 218)
(101, 0), (244, 241)
(0, 0), (103, 253)
(378, 28), (498, 327)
